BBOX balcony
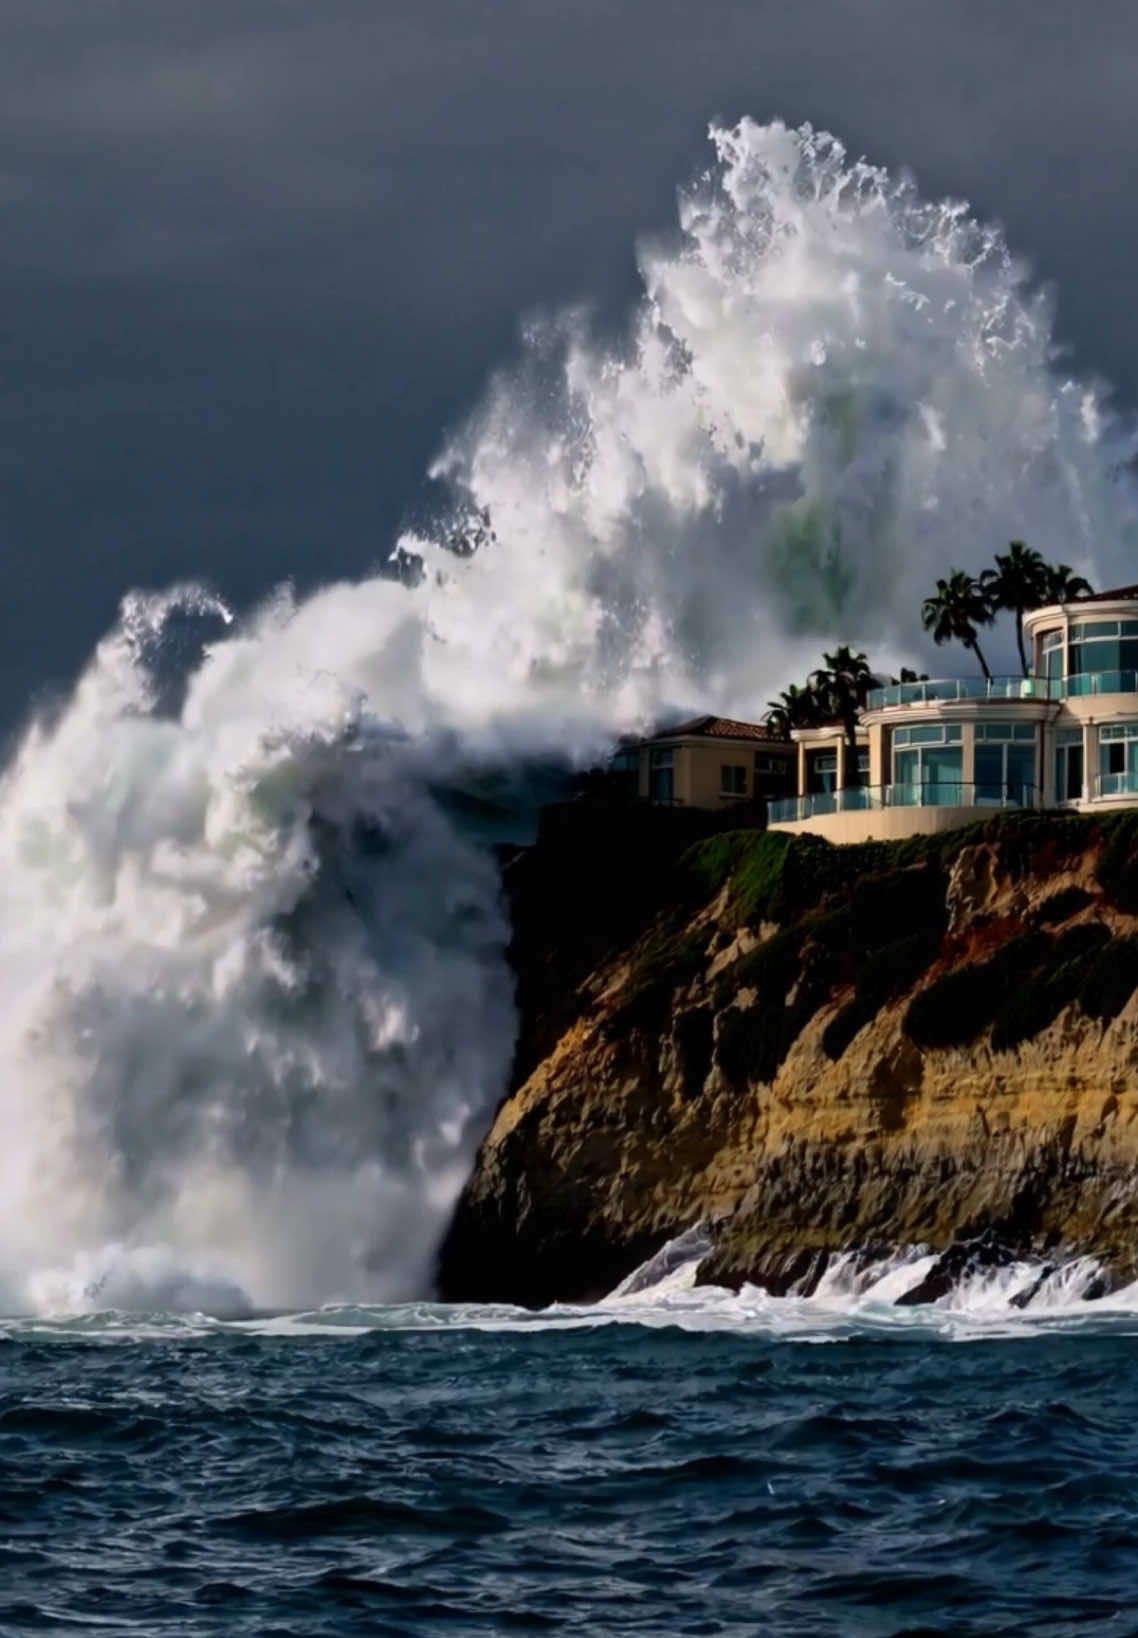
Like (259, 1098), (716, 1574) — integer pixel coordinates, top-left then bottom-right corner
(1064, 671), (1138, 698)
(767, 781), (1040, 825)
(866, 676), (1058, 710)
(1095, 768), (1138, 799)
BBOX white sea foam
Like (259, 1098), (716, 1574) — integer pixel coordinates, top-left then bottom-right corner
(0, 120), (1135, 1318)
(11, 1251), (1138, 1344)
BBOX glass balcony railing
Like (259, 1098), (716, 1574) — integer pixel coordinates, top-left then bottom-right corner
(1064, 672), (1138, 697)
(767, 782), (1040, 825)
(1095, 768), (1138, 799)
(866, 676), (1057, 710)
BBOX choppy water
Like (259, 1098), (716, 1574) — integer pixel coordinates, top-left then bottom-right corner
(5, 1287), (1138, 1637)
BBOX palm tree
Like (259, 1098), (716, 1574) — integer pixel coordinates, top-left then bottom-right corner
(921, 570), (996, 681)
(980, 541), (1048, 675)
(1040, 563), (1094, 605)
(764, 682), (824, 734)
(811, 646), (875, 786)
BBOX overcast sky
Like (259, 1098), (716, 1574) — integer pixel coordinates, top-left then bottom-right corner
(2, 0), (1137, 715)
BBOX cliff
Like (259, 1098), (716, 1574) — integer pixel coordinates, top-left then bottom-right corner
(437, 808), (1138, 1307)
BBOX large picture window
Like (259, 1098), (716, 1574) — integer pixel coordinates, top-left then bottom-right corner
(1066, 620), (1138, 693)
(650, 748), (675, 802)
(892, 725), (962, 805)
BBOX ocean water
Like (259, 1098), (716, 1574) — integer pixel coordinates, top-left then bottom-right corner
(5, 1272), (1138, 1637)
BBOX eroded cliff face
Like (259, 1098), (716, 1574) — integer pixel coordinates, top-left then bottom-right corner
(437, 812), (1138, 1307)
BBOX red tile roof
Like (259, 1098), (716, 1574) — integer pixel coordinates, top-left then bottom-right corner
(646, 714), (792, 746)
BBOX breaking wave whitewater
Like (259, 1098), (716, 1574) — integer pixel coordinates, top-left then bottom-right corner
(8, 1237), (1138, 1345)
(2, 119), (1137, 1318)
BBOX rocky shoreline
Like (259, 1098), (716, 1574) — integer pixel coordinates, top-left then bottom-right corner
(438, 808), (1138, 1307)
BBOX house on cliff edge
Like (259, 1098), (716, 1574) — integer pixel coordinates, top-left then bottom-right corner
(621, 587), (1138, 844)
(771, 585), (1138, 843)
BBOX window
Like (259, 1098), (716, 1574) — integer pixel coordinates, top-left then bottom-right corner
(1098, 723), (1138, 796)
(1096, 722), (1138, 740)
(1055, 728), (1083, 803)
(650, 748), (675, 803)
(1073, 621), (1138, 639)
(972, 723), (1037, 805)
(893, 725), (962, 747)
(754, 754), (787, 775)
(807, 751), (838, 795)
(1066, 621), (1138, 687)
(857, 749), (870, 777)
(892, 723), (962, 804)
(720, 764), (747, 796)
(1040, 630), (1065, 682)
(974, 722), (1036, 741)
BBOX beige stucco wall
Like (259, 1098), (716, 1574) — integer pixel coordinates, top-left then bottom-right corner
(867, 722), (885, 787)
(637, 736), (795, 810)
(768, 804), (991, 845)
(688, 743), (747, 807)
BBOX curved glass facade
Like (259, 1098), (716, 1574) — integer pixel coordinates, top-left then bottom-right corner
(1040, 620), (1138, 696)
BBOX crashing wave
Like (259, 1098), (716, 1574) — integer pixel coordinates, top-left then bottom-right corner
(0, 120), (1134, 1316)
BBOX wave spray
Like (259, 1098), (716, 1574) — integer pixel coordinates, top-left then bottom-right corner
(0, 121), (1133, 1315)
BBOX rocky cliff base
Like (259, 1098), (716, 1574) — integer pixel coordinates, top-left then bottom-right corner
(439, 809), (1138, 1307)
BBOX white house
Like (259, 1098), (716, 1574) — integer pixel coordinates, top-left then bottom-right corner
(768, 584), (1138, 844)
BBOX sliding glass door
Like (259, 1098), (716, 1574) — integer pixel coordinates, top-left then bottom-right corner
(974, 723), (1037, 805)
(892, 725), (963, 805)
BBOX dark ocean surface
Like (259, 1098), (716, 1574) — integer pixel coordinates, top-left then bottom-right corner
(3, 1297), (1138, 1637)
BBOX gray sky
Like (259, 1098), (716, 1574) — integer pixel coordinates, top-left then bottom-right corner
(2, 0), (1136, 715)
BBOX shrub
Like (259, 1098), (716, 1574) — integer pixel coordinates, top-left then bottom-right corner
(715, 988), (819, 1088)
(715, 927), (839, 1087)
(673, 1006), (715, 1098)
(727, 832), (796, 925)
(821, 999), (869, 1062)
(904, 966), (996, 1049)
(1078, 935), (1138, 1024)
(1028, 885), (1094, 928)
(716, 1002), (787, 1087)
(679, 829), (797, 929)
(1096, 814), (1138, 913)
(822, 931), (941, 1061)
(987, 928), (1101, 1054)
(849, 864), (946, 951)
(607, 918), (708, 1036)
(903, 932), (1049, 1050)
(799, 904), (853, 958)
(681, 829), (768, 903)
(857, 930), (942, 1014)
(1053, 921), (1113, 964)
(714, 926), (801, 1009)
